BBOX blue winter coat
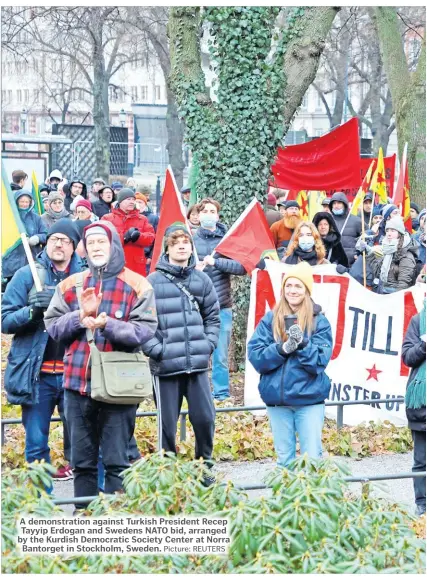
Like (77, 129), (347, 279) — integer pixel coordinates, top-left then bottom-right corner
(193, 222), (246, 309)
(2, 249), (83, 405)
(2, 190), (48, 279)
(248, 305), (332, 406)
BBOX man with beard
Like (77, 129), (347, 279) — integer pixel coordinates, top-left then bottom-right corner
(2, 220), (83, 484)
(312, 211), (348, 267)
(270, 200), (302, 257)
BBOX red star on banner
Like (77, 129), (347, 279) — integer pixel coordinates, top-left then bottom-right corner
(366, 364), (382, 382)
(362, 180), (370, 193)
(377, 174), (386, 184)
(300, 197), (308, 216)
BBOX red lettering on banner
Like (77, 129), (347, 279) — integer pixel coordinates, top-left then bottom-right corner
(401, 291), (418, 377)
(254, 270), (276, 329)
(313, 274), (350, 360)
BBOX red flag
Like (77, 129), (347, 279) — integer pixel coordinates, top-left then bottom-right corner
(393, 144), (412, 233)
(149, 167), (193, 274)
(271, 118), (361, 190)
(214, 199), (279, 274)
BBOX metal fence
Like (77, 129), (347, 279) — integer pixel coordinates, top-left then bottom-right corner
(1, 398), (405, 447)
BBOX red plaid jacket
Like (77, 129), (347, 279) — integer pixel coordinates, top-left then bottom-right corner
(44, 268), (157, 395)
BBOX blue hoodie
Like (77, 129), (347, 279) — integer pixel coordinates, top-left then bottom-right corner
(248, 305), (332, 406)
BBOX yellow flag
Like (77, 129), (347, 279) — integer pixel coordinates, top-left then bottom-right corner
(31, 170), (44, 215)
(351, 161), (375, 216)
(296, 190), (309, 221)
(308, 191), (327, 221)
(370, 148), (388, 204)
(2, 161), (26, 258)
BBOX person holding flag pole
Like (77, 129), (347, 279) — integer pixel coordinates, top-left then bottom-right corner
(368, 147), (388, 228)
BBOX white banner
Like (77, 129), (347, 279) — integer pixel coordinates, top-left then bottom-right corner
(245, 261), (425, 426)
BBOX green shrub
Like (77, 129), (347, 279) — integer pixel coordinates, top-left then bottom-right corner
(2, 455), (425, 574)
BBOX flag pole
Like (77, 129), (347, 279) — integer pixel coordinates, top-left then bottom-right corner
(21, 233), (43, 292)
(361, 211), (367, 288)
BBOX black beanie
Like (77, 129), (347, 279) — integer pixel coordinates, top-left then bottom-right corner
(117, 187), (136, 205)
(285, 200), (300, 210)
(47, 218), (81, 248)
(410, 202), (420, 214)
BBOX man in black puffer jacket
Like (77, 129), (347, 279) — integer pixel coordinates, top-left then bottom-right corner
(143, 224), (220, 470)
(193, 198), (246, 400)
(330, 192), (362, 264)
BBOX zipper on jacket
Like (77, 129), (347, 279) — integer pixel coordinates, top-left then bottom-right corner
(181, 293), (191, 372)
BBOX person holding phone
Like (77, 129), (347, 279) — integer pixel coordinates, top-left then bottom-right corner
(248, 261), (333, 467)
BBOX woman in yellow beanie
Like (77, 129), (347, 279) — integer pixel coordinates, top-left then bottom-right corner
(248, 261), (333, 467)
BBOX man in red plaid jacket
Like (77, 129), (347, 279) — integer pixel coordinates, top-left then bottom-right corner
(45, 221), (157, 508)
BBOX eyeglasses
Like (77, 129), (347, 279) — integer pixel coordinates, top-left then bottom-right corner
(48, 236), (72, 246)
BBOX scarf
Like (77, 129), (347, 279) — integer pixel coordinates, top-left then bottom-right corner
(286, 246), (319, 266)
(405, 301), (426, 409)
(379, 239), (399, 283)
(48, 207), (69, 221)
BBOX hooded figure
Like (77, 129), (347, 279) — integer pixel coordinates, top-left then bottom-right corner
(2, 190), (48, 280)
(330, 192), (362, 263)
(44, 220), (158, 509)
(312, 211), (348, 267)
(64, 179), (88, 212)
(92, 186), (116, 219)
(41, 192), (71, 229)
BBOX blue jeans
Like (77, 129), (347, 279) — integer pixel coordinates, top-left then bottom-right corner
(267, 404), (325, 468)
(22, 373), (71, 493)
(212, 307), (233, 399)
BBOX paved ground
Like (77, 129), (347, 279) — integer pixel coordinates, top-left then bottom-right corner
(53, 452), (415, 515)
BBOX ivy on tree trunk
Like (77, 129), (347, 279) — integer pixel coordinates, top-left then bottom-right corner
(168, 6), (338, 365)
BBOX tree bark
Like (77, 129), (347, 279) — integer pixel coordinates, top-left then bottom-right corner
(92, 37), (110, 182)
(283, 7), (340, 133)
(372, 7), (426, 205)
(165, 86), (185, 188)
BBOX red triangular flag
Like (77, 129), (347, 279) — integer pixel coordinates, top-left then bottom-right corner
(149, 167), (193, 274)
(214, 199), (279, 274)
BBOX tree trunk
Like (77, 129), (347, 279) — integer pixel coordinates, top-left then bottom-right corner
(165, 86), (185, 188)
(372, 7), (426, 205)
(283, 7), (340, 133)
(92, 43), (110, 182)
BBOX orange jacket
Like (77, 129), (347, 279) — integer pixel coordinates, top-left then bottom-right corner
(102, 208), (155, 277)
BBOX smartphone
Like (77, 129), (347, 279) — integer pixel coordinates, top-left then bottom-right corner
(284, 314), (298, 332)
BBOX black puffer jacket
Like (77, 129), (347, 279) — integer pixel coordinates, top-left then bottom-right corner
(142, 254), (220, 376)
(402, 312), (426, 431)
(193, 222), (246, 309)
(64, 179), (88, 212)
(312, 211), (349, 267)
(330, 192), (362, 263)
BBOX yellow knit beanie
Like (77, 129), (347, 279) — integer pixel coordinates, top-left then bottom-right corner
(282, 261), (314, 295)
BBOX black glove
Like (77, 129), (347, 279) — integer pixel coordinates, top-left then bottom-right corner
(28, 289), (54, 309)
(255, 258), (266, 270)
(124, 228), (141, 243)
(336, 265), (349, 275)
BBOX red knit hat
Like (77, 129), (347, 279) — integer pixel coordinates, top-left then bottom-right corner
(267, 192), (277, 206)
(74, 197), (92, 212)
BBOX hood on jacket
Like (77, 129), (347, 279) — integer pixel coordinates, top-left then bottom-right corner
(312, 211), (342, 239)
(330, 192), (349, 213)
(14, 189), (34, 210)
(98, 186), (116, 205)
(67, 179), (88, 199)
(82, 220), (125, 279)
(10, 182), (22, 191)
(155, 251), (197, 279)
(401, 233), (420, 258)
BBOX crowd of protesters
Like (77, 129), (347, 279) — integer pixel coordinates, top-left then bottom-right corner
(1, 167), (425, 516)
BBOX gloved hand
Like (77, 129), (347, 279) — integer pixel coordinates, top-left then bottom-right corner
(28, 235), (40, 246)
(336, 264), (348, 275)
(356, 239), (367, 253)
(282, 338), (298, 355)
(255, 258), (266, 270)
(288, 324), (303, 345)
(28, 289), (53, 320)
(124, 228), (141, 243)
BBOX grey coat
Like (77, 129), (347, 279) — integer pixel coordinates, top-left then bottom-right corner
(193, 222), (246, 309)
(143, 254), (220, 376)
(330, 192), (362, 263)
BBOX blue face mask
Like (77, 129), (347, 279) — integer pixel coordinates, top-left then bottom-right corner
(299, 237), (315, 252)
(199, 215), (217, 229)
(332, 208), (345, 216)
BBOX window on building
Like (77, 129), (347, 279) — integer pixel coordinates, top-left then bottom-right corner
(15, 61), (21, 74)
(2, 90), (6, 103)
(131, 86), (138, 101)
(315, 91), (322, 110)
(24, 89), (29, 103)
(119, 88), (126, 103)
(33, 89), (39, 103)
(108, 85), (117, 102)
(140, 85), (148, 101)
(17, 89), (22, 103)
(330, 91), (336, 108)
(301, 92), (308, 109)
(154, 85), (161, 101)
(315, 129), (323, 137)
(33, 58), (39, 73)
(8, 90), (12, 103)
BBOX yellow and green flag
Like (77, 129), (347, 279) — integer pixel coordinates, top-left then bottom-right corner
(2, 161), (26, 258)
(31, 170), (44, 215)
(370, 147), (388, 204)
